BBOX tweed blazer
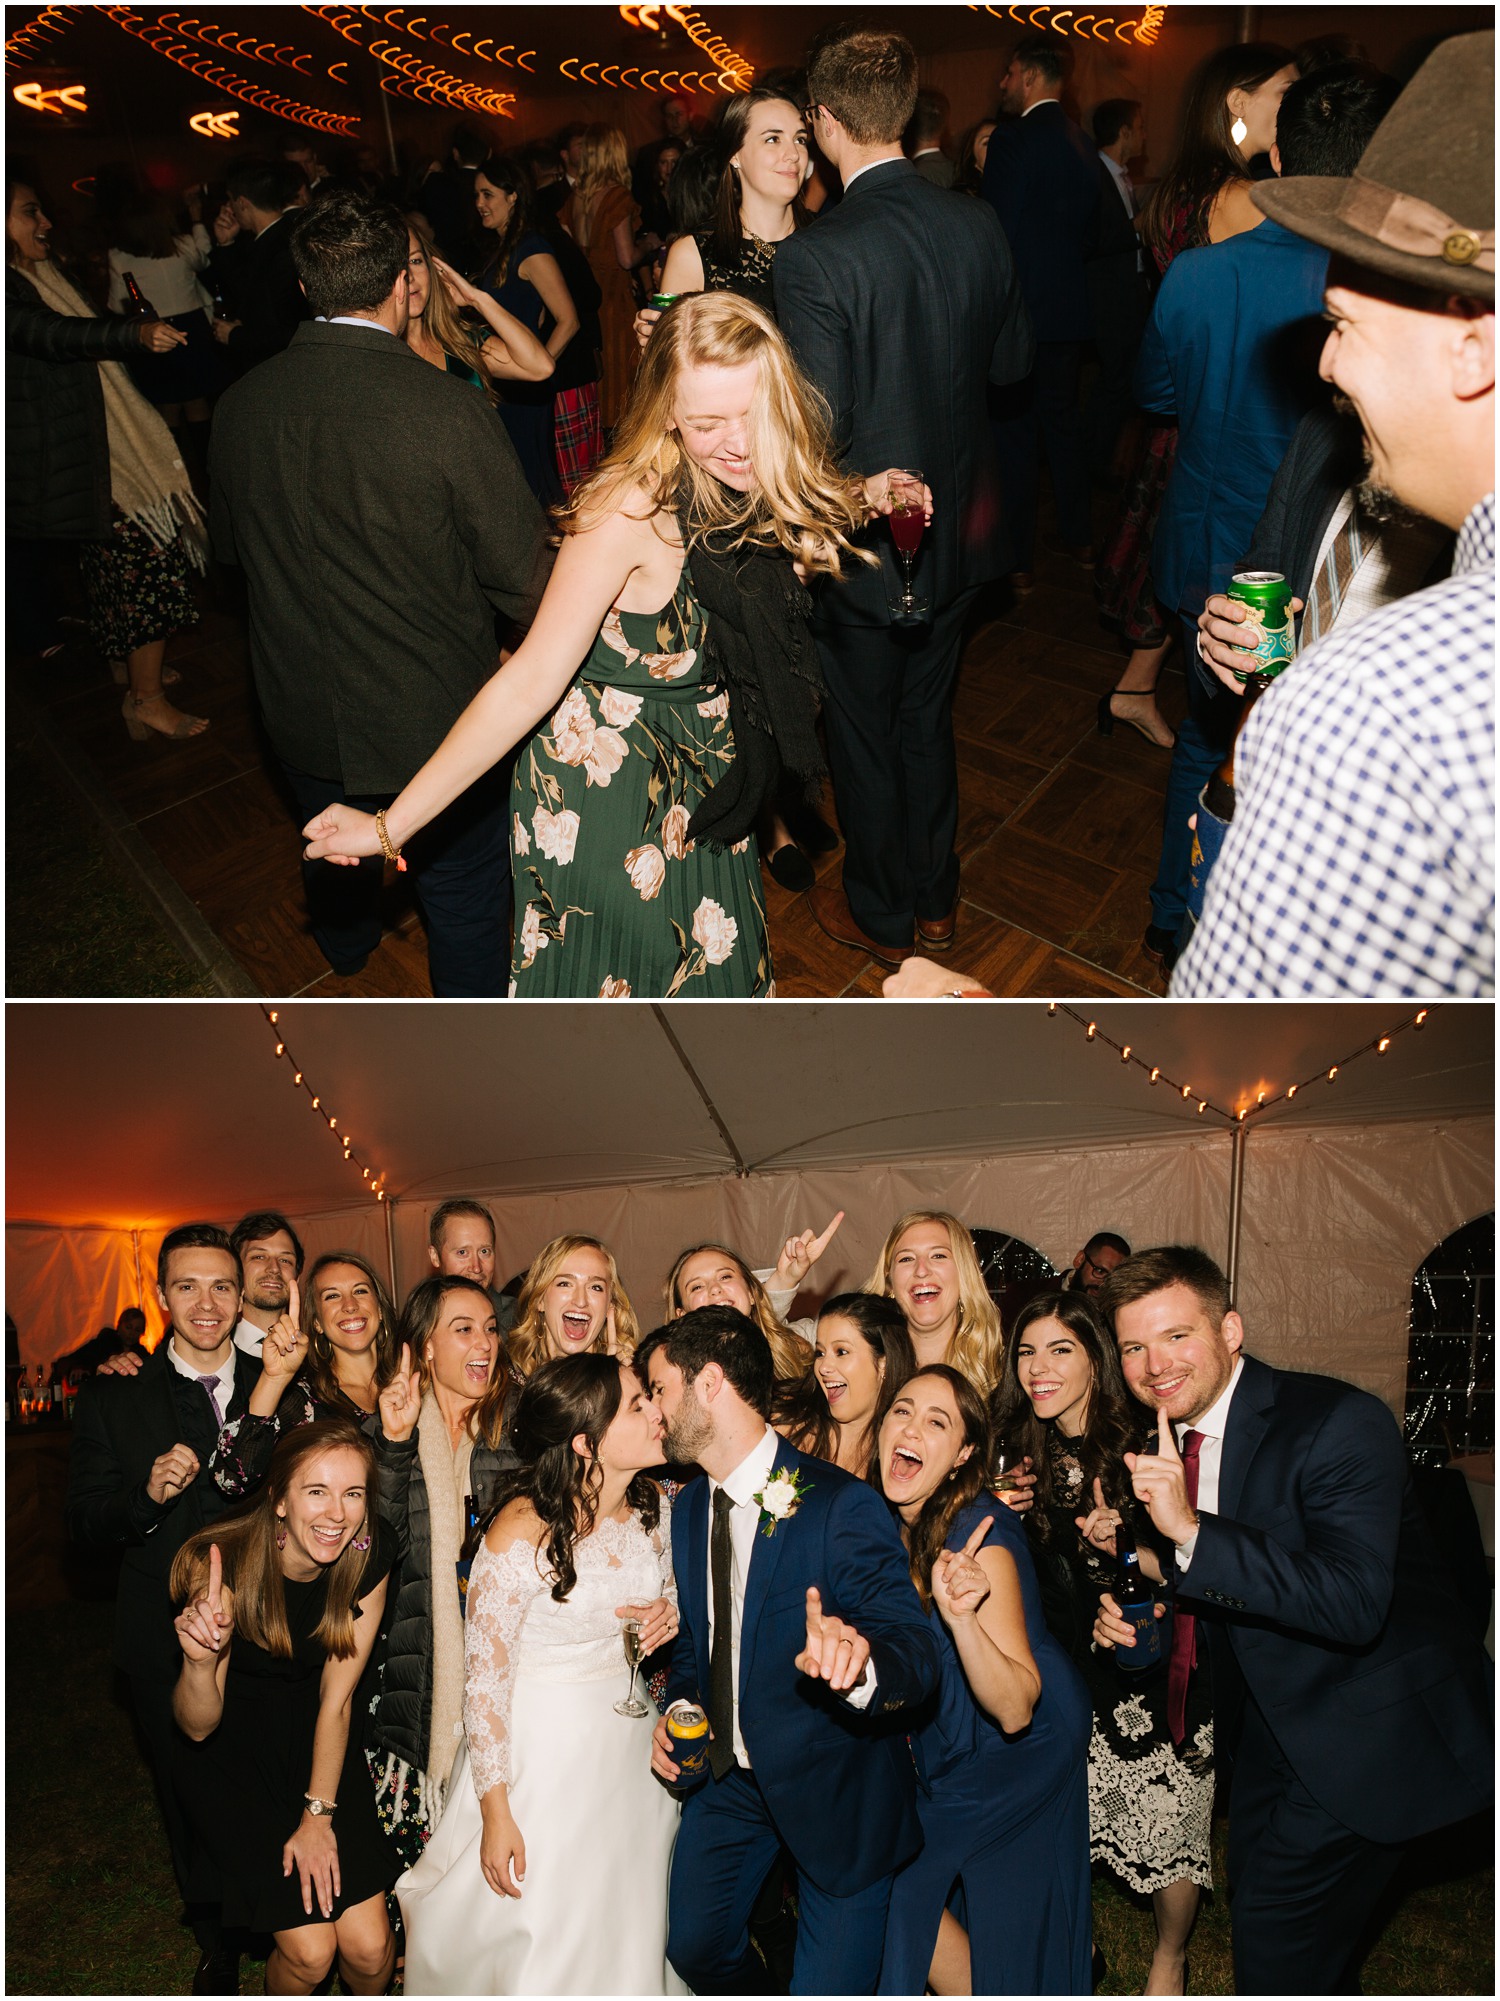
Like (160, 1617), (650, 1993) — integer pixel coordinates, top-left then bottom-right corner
(209, 320), (550, 792)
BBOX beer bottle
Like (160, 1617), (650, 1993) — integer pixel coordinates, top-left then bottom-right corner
(1115, 1521), (1169, 1673)
(120, 270), (155, 322)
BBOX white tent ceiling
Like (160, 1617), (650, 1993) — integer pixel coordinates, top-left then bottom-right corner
(6, 1001), (1491, 1230)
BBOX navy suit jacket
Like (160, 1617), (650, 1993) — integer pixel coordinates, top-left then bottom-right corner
(1136, 218), (1329, 619)
(665, 1435), (941, 1895)
(774, 158), (1033, 622)
(67, 1346), (262, 1682)
(981, 101), (1101, 343)
(1184, 1354), (1493, 1845)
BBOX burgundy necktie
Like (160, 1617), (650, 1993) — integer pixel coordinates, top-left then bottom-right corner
(1167, 1429), (1203, 1746)
(199, 1373), (223, 1428)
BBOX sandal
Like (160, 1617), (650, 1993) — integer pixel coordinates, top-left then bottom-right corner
(122, 692), (209, 741)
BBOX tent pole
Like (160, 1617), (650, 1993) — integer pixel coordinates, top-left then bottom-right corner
(1227, 1126), (1247, 1302)
(384, 1197), (400, 1302)
(132, 1229), (143, 1309)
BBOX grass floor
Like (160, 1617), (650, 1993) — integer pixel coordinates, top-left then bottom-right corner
(5, 735), (220, 998)
(6, 1598), (1493, 1995)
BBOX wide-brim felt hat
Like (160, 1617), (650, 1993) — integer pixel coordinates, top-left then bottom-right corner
(1253, 29), (1493, 302)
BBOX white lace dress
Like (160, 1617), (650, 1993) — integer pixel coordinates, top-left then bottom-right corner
(398, 1506), (685, 1995)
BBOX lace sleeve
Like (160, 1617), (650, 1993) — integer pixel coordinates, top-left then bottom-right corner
(211, 1378), (315, 1498)
(464, 1538), (550, 1802)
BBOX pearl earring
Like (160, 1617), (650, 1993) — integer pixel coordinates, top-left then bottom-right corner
(1231, 115), (1249, 147)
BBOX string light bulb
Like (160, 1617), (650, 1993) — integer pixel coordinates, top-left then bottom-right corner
(1149, 1067), (1160, 1084)
(293, 1071), (303, 1085)
(1120, 1045), (1132, 1062)
(257, 1005), (385, 1204)
(1086, 1022), (1097, 1039)
(1377, 1037), (1391, 1052)
(1414, 1010), (1428, 1027)
(1328, 1066), (1338, 1082)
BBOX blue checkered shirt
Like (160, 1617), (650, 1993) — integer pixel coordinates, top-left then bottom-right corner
(1173, 492), (1495, 996)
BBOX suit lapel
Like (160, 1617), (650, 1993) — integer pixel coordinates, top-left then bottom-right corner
(739, 1436), (800, 1690)
(1216, 1354), (1275, 1520)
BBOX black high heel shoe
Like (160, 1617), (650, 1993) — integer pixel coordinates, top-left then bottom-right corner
(766, 844), (816, 893)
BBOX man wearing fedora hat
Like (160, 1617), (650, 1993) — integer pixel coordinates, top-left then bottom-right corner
(1172, 29), (1493, 998)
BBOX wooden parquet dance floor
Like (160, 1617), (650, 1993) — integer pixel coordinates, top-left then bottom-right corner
(18, 526), (1180, 1000)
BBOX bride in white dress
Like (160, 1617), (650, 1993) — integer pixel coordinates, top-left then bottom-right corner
(399, 1355), (687, 1995)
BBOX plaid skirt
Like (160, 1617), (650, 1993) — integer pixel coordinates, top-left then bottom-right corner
(553, 382), (603, 499)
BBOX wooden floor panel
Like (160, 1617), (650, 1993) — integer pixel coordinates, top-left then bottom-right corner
(18, 499), (1180, 998)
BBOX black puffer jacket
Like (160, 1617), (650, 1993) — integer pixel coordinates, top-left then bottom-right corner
(371, 1421), (518, 1773)
(6, 266), (145, 541)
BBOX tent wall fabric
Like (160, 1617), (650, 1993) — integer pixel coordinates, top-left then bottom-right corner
(10, 1113), (1491, 1423)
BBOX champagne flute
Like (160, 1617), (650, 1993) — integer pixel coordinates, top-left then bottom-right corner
(615, 1615), (649, 1718)
(887, 468), (926, 621)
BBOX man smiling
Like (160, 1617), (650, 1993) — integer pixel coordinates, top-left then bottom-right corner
(1096, 1245), (1492, 1995)
(1173, 32), (1494, 996)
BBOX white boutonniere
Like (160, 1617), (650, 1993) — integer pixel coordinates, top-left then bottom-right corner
(752, 1468), (811, 1538)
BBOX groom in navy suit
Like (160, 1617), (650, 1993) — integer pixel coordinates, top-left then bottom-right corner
(642, 1308), (940, 1994)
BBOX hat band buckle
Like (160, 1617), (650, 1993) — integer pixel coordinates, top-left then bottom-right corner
(1338, 173), (1495, 272)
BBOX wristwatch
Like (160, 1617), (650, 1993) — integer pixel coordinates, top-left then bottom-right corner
(304, 1795), (336, 1818)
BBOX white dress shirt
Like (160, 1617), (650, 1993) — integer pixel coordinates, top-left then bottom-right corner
(1174, 1357), (1244, 1570)
(1100, 151), (1145, 272)
(840, 152), (906, 196)
(687, 1424), (876, 1769)
(233, 1315), (266, 1358)
(320, 315), (395, 333)
(165, 1337), (237, 1424)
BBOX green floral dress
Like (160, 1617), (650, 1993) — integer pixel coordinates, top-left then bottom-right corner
(509, 568), (773, 997)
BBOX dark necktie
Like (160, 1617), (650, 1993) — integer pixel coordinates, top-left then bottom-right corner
(706, 1487), (736, 1780)
(199, 1373), (223, 1429)
(1167, 1429), (1203, 1746)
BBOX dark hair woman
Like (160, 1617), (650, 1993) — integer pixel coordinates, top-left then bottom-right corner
(777, 1291), (915, 1477)
(6, 166), (208, 733)
(106, 183), (216, 471)
(993, 1290), (1212, 1995)
(873, 1364), (1093, 1996)
(171, 1421), (396, 1993)
(402, 212), (554, 398)
(471, 153), (580, 504)
(1094, 41), (1298, 764)
(366, 1274), (519, 1882)
(397, 1354), (681, 1992)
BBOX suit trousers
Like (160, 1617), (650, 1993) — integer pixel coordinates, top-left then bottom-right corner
(129, 1671), (222, 1948)
(281, 760), (511, 997)
(1226, 1700), (1406, 1995)
(1082, 281), (1149, 477)
(669, 1764), (893, 1996)
(991, 340), (1094, 565)
(1148, 617), (1242, 937)
(815, 590), (978, 945)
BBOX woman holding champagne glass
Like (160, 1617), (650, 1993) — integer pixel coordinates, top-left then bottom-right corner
(397, 1354), (683, 1994)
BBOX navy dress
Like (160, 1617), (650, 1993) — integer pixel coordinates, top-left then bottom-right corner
(880, 1500), (1093, 1997)
(482, 228), (561, 507)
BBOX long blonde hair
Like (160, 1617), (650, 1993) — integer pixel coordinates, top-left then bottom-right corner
(555, 290), (875, 582)
(170, 1422), (378, 1660)
(572, 123), (632, 244)
(503, 1233), (641, 1379)
(407, 214), (497, 406)
(663, 1242), (810, 1382)
(866, 1209), (1005, 1398)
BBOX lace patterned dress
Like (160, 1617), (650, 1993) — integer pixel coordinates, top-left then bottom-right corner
(1033, 1433), (1214, 1895)
(509, 566), (772, 997)
(397, 1507), (686, 1995)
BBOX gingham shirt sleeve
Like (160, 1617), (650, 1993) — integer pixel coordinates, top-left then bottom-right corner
(1173, 494), (1495, 997)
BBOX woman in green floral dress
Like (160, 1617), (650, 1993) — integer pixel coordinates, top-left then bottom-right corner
(304, 291), (926, 997)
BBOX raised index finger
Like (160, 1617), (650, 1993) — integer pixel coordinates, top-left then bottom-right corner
(287, 1276), (300, 1327)
(804, 1586), (824, 1638)
(1158, 1405), (1181, 1458)
(810, 1211), (846, 1258)
(962, 1515), (995, 1559)
(208, 1542), (222, 1608)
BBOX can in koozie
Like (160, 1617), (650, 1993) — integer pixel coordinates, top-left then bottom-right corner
(1226, 571), (1295, 681)
(666, 1703), (710, 1780)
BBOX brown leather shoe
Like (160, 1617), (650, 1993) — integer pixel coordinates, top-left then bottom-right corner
(807, 886), (913, 969)
(1008, 569), (1036, 596)
(916, 906), (957, 951)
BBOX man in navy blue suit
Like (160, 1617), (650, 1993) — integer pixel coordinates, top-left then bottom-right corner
(643, 1307), (941, 1995)
(983, 35), (1102, 581)
(1095, 1246), (1493, 1995)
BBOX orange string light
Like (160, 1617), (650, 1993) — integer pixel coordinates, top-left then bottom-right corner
(103, 6), (358, 130)
(4, 4), (77, 68)
(303, 4), (517, 115)
(259, 1007), (387, 1203)
(969, 2), (1166, 46)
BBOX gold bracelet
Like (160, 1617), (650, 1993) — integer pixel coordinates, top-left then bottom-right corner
(374, 809), (407, 873)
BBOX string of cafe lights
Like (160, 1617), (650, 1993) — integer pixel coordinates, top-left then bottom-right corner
(968, 3), (1167, 47)
(618, 4), (754, 91)
(302, 6), (519, 115)
(1045, 1001), (1432, 1124)
(148, 13), (348, 85)
(260, 1006), (389, 1204)
(5, 5), (76, 68)
(103, 6), (360, 131)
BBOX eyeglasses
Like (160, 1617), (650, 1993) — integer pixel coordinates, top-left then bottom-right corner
(1080, 1257), (1119, 1283)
